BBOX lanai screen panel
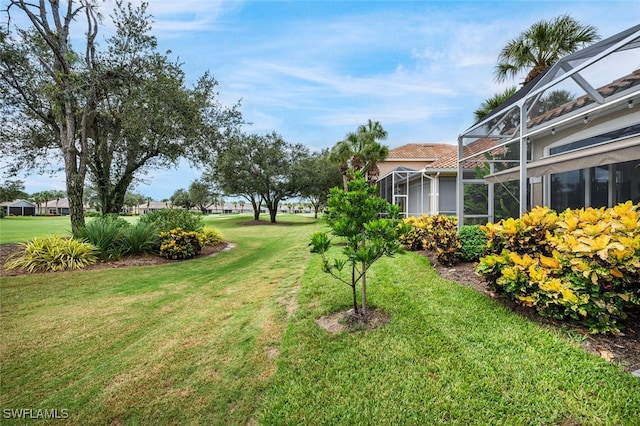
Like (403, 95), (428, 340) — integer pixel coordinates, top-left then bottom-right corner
(458, 25), (640, 227)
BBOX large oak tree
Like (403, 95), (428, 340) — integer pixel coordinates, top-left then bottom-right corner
(1, 1), (241, 232)
(1, 0), (101, 233)
(211, 132), (309, 223)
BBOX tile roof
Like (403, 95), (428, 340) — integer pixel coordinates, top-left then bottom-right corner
(426, 153), (458, 169)
(529, 69), (640, 127)
(461, 138), (500, 159)
(387, 143), (457, 160)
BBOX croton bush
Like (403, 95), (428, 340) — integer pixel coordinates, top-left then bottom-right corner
(159, 228), (203, 260)
(477, 202), (640, 334)
(400, 214), (461, 265)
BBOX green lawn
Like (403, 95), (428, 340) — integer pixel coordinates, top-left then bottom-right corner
(0, 216), (74, 243)
(0, 215), (141, 244)
(1, 214), (638, 424)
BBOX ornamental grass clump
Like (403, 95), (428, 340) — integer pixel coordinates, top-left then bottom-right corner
(159, 228), (203, 260)
(76, 214), (158, 259)
(75, 214), (131, 260)
(120, 221), (159, 255)
(4, 236), (98, 273)
(476, 202), (640, 334)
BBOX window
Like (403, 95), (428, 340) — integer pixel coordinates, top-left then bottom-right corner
(549, 124), (640, 156)
(550, 160), (639, 211)
(439, 177), (456, 214)
(590, 166), (609, 208)
(615, 160), (640, 204)
(551, 170), (585, 211)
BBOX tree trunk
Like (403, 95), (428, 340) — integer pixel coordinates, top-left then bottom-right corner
(250, 198), (260, 220)
(64, 159), (86, 235)
(361, 231), (367, 315)
(62, 116), (86, 235)
(351, 265), (358, 314)
(361, 259), (367, 315)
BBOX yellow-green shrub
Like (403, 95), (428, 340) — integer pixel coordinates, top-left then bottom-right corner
(199, 227), (224, 247)
(482, 206), (558, 256)
(159, 228), (203, 260)
(477, 202), (640, 333)
(4, 236), (98, 273)
(400, 214), (461, 265)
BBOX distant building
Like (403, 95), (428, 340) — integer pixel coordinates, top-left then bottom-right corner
(376, 143), (458, 217)
(0, 199), (36, 216)
(137, 201), (172, 215)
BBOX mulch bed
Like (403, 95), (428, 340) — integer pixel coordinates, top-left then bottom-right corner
(418, 250), (640, 374)
(0, 243), (229, 277)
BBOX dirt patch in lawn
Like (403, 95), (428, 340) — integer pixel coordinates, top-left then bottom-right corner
(237, 220), (293, 226)
(0, 242), (232, 278)
(417, 249), (640, 374)
(317, 308), (391, 334)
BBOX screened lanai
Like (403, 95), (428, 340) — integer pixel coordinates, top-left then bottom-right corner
(377, 167), (457, 218)
(457, 24), (640, 227)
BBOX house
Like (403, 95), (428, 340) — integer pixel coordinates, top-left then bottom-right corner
(376, 143), (459, 217)
(137, 201), (172, 215)
(39, 198), (71, 215)
(194, 202), (240, 214)
(457, 24), (640, 226)
(0, 199), (36, 216)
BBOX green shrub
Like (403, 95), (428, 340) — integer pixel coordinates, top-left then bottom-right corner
(75, 214), (131, 260)
(140, 209), (204, 234)
(84, 211), (101, 217)
(4, 236), (98, 272)
(121, 222), (159, 255)
(199, 227), (224, 247)
(159, 228), (203, 260)
(458, 225), (488, 262)
(400, 214), (461, 266)
(476, 203), (640, 334)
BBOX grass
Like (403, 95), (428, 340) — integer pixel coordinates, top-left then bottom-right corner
(1, 214), (639, 424)
(261, 251), (640, 424)
(0, 215), (140, 244)
(0, 216), (74, 244)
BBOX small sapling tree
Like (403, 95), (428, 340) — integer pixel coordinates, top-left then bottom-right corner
(309, 173), (408, 317)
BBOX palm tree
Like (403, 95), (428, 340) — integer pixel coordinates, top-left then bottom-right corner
(31, 192), (45, 215)
(474, 86), (517, 122)
(495, 15), (600, 85)
(330, 119), (389, 190)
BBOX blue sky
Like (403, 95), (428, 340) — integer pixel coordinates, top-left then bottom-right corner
(7, 0), (640, 200)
